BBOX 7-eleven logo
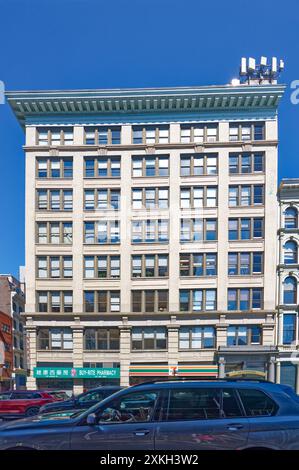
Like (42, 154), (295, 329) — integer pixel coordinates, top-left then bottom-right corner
(169, 366), (179, 376)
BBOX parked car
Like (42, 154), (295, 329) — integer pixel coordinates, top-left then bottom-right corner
(1, 380), (299, 450)
(0, 390), (68, 419)
(39, 386), (123, 415)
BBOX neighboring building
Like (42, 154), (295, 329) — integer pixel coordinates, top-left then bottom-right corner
(0, 310), (13, 391)
(7, 76), (285, 393)
(277, 179), (299, 392)
(0, 274), (27, 388)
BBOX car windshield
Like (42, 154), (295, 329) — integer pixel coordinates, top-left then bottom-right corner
(48, 391), (69, 400)
(74, 389), (125, 418)
(39, 410), (84, 420)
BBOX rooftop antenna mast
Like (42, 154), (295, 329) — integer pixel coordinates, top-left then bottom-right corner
(239, 56), (284, 85)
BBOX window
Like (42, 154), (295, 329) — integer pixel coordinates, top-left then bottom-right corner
(180, 253), (217, 276)
(84, 156), (121, 178)
(131, 219), (169, 243)
(180, 186), (217, 208)
(63, 257), (73, 278)
(228, 218), (264, 241)
(84, 126), (121, 145)
(283, 276), (297, 304)
(37, 189), (73, 211)
(37, 222), (72, 244)
(283, 314), (296, 345)
(228, 288), (263, 310)
(84, 290), (120, 313)
(167, 388), (222, 421)
(37, 257), (47, 278)
(37, 292), (48, 312)
(179, 327), (215, 349)
(36, 157), (73, 178)
(37, 159), (47, 177)
(132, 327), (167, 350)
(84, 328), (120, 350)
(229, 123), (265, 141)
(132, 187), (169, 209)
(37, 256), (72, 278)
(84, 189), (120, 210)
(132, 126), (169, 145)
(97, 391), (159, 424)
(84, 221), (120, 244)
(180, 153), (217, 176)
(131, 290), (168, 312)
(180, 218), (217, 242)
(132, 254), (168, 278)
(227, 326), (261, 346)
(37, 127), (74, 146)
(284, 207), (298, 229)
(50, 222), (59, 243)
(132, 155), (169, 177)
(84, 255), (120, 279)
(238, 389), (277, 417)
(229, 153), (264, 174)
(180, 124), (218, 143)
(38, 328), (73, 350)
(284, 241), (298, 264)
(228, 252), (263, 275)
(229, 185), (264, 207)
(37, 291), (73, 313)
(180, 289), (216, 312)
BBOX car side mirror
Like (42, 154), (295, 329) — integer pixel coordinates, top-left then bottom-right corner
(86, 413), (97, 426)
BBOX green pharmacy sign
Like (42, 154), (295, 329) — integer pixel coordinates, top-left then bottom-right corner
(33, 367), (120, 379)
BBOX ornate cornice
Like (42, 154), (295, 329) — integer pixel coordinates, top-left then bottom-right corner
(6, 83), (285, 128)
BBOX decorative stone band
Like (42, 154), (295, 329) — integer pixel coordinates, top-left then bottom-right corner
(129, 364), (218, 377)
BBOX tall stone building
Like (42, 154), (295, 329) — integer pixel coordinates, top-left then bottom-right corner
(7, 77), (285, 393)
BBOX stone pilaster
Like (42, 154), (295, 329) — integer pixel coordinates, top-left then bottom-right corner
(167, 317), (179, 370)
(25, 323), (37, 389)
(119, 321), (131, 386)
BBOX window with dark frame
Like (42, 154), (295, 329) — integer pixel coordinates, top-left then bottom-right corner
(84, 127), (121, 145)
(131, 290), (169, 313)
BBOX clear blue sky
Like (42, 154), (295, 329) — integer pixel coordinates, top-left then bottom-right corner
(0, 0), (298, 277)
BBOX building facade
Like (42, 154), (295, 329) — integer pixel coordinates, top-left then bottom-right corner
(0, 310), (13, 391)
(277, 179), (299, 392)
(7, 81), (284, 393)
(0, 274), (27, 388)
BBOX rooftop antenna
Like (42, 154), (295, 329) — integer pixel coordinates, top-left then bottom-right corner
(238, 56), (284, 85)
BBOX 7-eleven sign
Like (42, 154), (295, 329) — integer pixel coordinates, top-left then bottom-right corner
(169, 366), (179, 376)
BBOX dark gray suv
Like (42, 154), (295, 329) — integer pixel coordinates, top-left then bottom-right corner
(1, 380), (299, 450)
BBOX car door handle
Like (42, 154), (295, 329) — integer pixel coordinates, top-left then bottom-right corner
(134, 429), (150, 436)
(227, 423), (244, 431)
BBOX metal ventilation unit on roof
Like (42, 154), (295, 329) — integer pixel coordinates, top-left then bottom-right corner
(239, 56), (284, 85)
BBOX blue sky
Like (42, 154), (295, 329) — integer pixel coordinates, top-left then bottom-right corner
(0, 0), (298, 277)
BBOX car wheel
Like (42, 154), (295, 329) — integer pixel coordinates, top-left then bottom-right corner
(25, 407), (40, 417)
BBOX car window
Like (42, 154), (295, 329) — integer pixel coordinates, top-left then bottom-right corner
(0, 393), (11, 400)
(79, 391), (105, 403)
(166, 388), (221, 421)
(48, 392), (68, 400)
(238, 389), (278, 417)
(11, 392), (41, 399)
(97, 391), (159, 424)
(222, 389), (243, 418)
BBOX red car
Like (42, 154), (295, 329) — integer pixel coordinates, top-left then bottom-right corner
(0, 390), (68, 419)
